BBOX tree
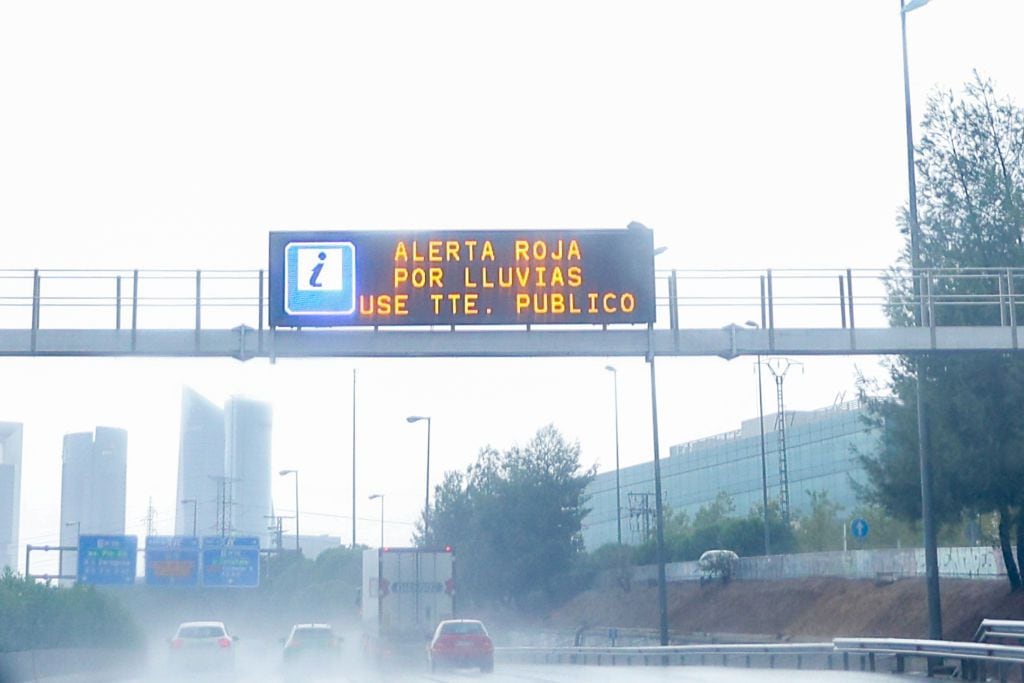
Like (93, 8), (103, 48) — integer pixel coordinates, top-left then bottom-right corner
(859, 73), (1024, 590)
(421, 425), (595, 609)
(795, 490), (844, 553)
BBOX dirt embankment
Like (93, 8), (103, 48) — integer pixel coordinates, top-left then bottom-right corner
(547, 577), (1024, 641)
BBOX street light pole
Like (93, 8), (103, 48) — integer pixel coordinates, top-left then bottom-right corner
(369, 494), (384, 548)
(605, 365), (622, 545)
(181, 499), (197, 537)
(901, 0), (942, 641)
(407, 416), (432, 541)
(745, 322), (772, 556)
(647, 351), (669, 647)
(279, 469), (300, 555)
(352, 368), (357, 548)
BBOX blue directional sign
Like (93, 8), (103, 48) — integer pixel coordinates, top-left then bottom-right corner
(145, 536), (200, 587)
(283, 241), (357, 316)
(851, 518), (870, 539)
(77, 535), (137, 586)
(201, 536), (260, 588)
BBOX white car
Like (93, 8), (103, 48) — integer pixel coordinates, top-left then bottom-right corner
(169, 620), (237, 671)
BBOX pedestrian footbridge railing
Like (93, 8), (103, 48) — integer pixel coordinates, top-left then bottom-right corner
(499, 637), (1024, 679)
(3, 267), (1024, 357)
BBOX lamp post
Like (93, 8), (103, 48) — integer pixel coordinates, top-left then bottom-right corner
(181, 498), (198, 537)
(278, 469), (300, 555)
(407, 415), (432, 540)
(901, 0), (942, 641)
(369, 494), (385, 548)
(745, 322), (771, 556)
(352, 368), (358, 548)
(604, 365), (623, 545)
(641, 233), (670, 647)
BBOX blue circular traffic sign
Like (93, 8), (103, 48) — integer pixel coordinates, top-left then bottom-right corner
(851, 518), (869, 539)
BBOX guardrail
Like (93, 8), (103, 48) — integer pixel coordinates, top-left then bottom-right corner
(975, 619), (1024, 645)
(835, 637), (1024, 681)
(500, 642), (851, 671)
(0, 648), (140, 682)
(499, 637), (1024, 680)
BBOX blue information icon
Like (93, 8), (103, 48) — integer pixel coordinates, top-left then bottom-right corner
(284, 242), (356, 316)
(851, 518), (869, 539)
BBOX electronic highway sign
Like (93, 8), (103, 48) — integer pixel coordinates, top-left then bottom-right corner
(201, 536), (260, 587)
(77, 535), (137, 586)
(145, 536), (200, 587)
(268, 228), (656, 327)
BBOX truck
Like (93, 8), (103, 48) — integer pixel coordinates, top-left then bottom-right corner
(361, 546), (455, 661)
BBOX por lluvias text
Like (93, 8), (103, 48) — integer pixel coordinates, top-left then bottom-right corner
(358, 238), (638, 317)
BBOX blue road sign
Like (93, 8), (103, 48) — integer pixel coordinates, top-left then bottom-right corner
(851, 518), (870, 539)
(77, 535), (137, 586)
(145, 536), (200, 587)
(284, 241), (357, 316)
(201, 536), (260, 588)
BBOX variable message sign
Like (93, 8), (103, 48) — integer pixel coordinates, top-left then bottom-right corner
(201, 536), (260, 587)
(145, 536), (200, 587)
(77, 535), (137, 586)
(268, 228), (655, 327)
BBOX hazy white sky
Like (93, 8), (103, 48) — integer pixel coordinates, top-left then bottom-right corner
(2, 1), (1023, 572)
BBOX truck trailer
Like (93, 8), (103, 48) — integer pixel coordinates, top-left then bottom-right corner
(361, 546), (455, 660)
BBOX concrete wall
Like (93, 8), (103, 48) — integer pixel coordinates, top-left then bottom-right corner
(628, 546), (1008, 584)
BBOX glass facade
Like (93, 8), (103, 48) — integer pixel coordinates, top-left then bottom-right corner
(581, 400), (878, 550)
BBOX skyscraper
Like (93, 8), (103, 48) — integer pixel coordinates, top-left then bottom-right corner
(175, 388), (225, 536)
(0, 422), (23, 572)
(175, 389), (272, 542)
(59, 427), (128, 577)
(225, 397), (272, 539)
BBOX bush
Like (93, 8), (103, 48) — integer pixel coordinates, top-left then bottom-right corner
(0, 569), (143, 652)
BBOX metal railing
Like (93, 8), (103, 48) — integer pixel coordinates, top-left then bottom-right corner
(975, 619), (1024, 645)
(499, 636), (1024, 680)
(2, 266), (1024, 332)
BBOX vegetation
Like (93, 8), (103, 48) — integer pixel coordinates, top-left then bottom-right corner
(0, 568), (142, 652)
(420, 424), (595, 610)
(259, 544), (364, 615)
(858, 74), (1024, 591)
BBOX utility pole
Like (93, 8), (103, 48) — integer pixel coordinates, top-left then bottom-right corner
(764, 358), (802, 523)
(352, 368), (357, 548)
(144, 497), (156, 537)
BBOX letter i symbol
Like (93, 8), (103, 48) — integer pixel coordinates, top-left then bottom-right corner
(309, 252), (326, 288)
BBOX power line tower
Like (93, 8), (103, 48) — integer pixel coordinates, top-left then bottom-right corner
(265, 515), (285, 552)
(212, 476), (237, 537)
(143, 497), (156, 537)
(627, 492), (655, 543)
(764, 358), (802, 524)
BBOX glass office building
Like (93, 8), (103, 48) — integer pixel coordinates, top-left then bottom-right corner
(581, 400), (878, 550)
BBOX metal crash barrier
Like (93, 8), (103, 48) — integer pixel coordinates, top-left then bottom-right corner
(498, 636), (1024, 680)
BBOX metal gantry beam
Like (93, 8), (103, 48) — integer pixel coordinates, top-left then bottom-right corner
(0, 325), (1022, 359)
(1, 267), (1024, 358)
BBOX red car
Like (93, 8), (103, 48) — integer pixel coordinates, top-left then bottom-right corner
(428, 619), (494, 673)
